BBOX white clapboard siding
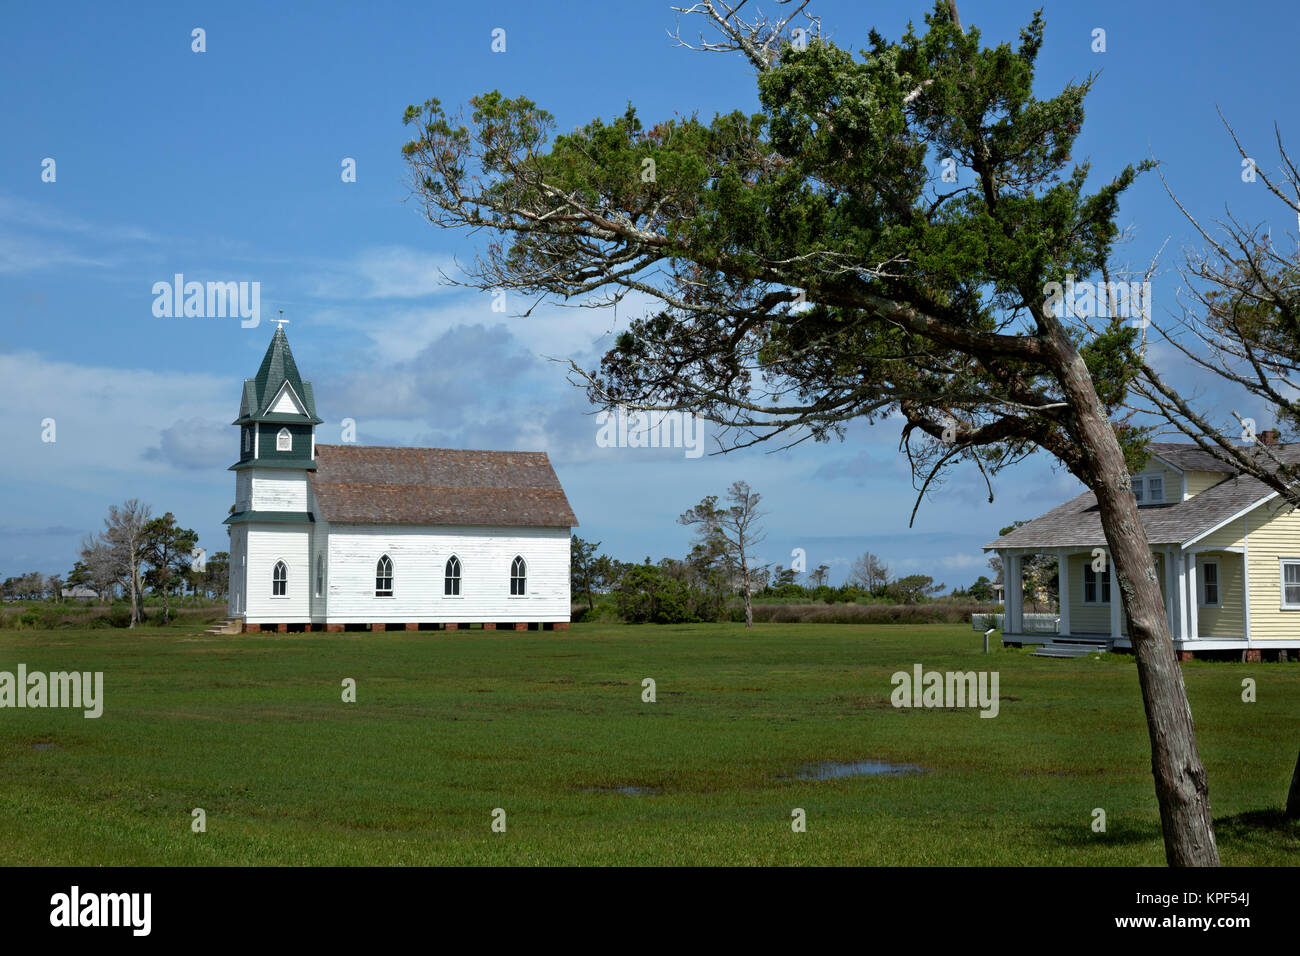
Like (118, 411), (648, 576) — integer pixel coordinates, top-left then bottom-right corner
(243, 526), (312, 623)
(323, 524), (570, 622)
(249, 470), (310, 511)
(235, 471), (252, 512)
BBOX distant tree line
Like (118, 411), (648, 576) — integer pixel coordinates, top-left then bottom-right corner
(0, 572), (66, 601)
(2, 499), (227, 628)
(571, 482), (996, 625)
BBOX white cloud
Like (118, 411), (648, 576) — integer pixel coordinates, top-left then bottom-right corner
(0, 351), (230, 489)
(0, 194), (158, 243)
(0, 194), (162, 275)
(142, 418), (232, 471)
(302, 247), (466, 301)
(355, 247), (464, 299)
(0, 235), (113, 275)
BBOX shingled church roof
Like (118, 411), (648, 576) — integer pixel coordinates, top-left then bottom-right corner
(310, 444), (579, 528)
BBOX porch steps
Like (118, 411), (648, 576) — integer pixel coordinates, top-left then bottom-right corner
(204, 617), (242, 635)
(1031, 637), (1114, 659)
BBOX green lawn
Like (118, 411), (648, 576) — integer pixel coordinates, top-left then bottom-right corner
(0, 622), (1296, 865)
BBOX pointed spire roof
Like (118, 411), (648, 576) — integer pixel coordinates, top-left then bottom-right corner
(233, 326), (323, 424)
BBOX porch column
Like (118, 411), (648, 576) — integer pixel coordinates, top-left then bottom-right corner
(1186, 553), (1199, 641)
(1164, 547), (1179, 640)
(1007, 552), (1024, 634)
(1002, 552), (1013, 632)
(1056, 549), (1071, 636)
(1109, 553), (1123, 639)
(996, 550), (1009, 630)
(1175, 548), (1190, 642)
(1242, 516), (1251, 642)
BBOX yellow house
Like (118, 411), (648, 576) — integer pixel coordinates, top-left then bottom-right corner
(985, 443), (1300, 661)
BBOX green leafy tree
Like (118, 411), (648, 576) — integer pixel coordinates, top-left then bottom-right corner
(402, 1), (1216, 863)
(65, 560), (93, 592)
(203, 551), (231, 600)
(678, 481), (767, 628)
(142, 513), (199, 625)
(886, 573), (945, 604)
(571, 535), (618, 613)
(615, 562), (697, 624)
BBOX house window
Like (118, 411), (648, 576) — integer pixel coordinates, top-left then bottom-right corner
(1132, 473), (1165, 505)
(1199, 559), (1220, 607)
(1282, 560), (1300, 609)
(272, 560), (287, 597)
(510, 555), (527, 596)
(315, 555), (324, 598)
(277, 428), (292, 452)
(1082, 564), (1111, 604)
(445, 555), (461, 596)
(375, 555), (393, 597)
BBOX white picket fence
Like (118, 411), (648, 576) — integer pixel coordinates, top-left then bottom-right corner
(971, 612), (1059, 633)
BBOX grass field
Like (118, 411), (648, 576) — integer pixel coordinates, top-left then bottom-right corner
(1, 622), (1297, 865)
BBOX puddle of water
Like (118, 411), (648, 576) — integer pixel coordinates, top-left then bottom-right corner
(31, 743), (59, 751)
(794, 760), (924, 780)
(583, 785), (659, 796)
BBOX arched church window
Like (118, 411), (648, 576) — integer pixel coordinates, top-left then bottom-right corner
(315, 555), (324, 598)
(276, 428), (292, 452)
(376, 555), (393, 597)
(272, 560), (287, 597)
(510, 556), (526, 596)
(445, 555), (461, 596)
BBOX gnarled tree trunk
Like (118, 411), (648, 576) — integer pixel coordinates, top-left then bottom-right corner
(1058, 346), (1219, 866)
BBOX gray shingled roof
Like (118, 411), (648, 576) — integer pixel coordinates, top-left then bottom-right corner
(985, 472), (1276, 550)
(1146, 442), (1237, 473)
(311, 444), (578, 528)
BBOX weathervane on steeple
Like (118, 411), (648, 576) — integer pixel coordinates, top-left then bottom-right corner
(275, 309), (289, 330)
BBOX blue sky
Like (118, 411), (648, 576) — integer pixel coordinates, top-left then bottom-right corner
(1, 0), (1296, 586)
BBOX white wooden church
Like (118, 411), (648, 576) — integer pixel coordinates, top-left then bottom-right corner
(225, 326), (577, 632)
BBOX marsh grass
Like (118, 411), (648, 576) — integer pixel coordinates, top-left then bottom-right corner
(0, 621), (1294, 865)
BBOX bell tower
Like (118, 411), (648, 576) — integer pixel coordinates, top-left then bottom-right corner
(224, 321), (322, 621)
(230, 320), (321, 472)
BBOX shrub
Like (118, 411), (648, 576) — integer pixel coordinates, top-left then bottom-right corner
(812, 585), (838, 604)
(613, 565), (726, 624)
(745, 602), (1000, 625)
(106, 606), (133, 628)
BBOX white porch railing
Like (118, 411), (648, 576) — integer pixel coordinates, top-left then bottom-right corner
(972, 612), (1059, 633)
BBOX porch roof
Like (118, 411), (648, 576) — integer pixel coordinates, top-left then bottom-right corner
(984, 472), (1273, 551)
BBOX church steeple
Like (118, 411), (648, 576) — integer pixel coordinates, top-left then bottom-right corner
(230, 326), (322, 471)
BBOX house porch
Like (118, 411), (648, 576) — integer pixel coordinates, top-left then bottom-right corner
(994, 544), (1286, 655)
